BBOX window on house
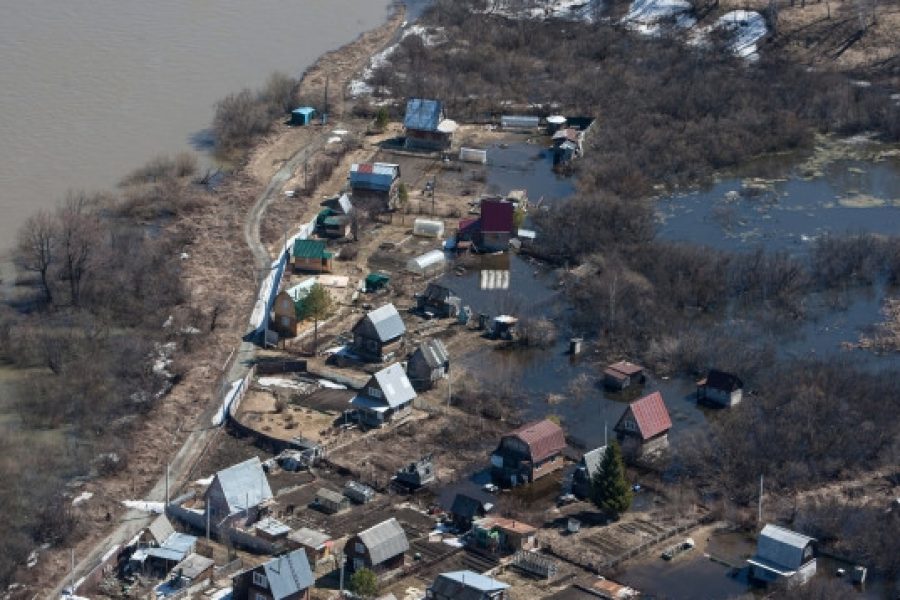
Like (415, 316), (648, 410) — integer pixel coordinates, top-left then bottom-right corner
(255, 593), (267, 600)
(355, 542), (366, 554)
(252, 572), (268, 588)
(353, 558), (365, 571)
(368, 387), (382, 399)
(281, 316), (290, 327)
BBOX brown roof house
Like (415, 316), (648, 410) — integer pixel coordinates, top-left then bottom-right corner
(232, 548), (315, 600)
(350, 363), (417, 428)
(490, 419), (567, 487)
(351, 303), (406, 362)
(344, 517), (410, 576)
(603, 361), (645, 390)
(697, 369), (744, 408)
(471, 517), (538, 554)
(614, 392), (672, 456)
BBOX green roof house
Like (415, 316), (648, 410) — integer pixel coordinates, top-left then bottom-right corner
(292, 239), (333, 273)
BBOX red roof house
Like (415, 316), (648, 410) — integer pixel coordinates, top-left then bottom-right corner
(614, 392), (672, 456)
(491, 419), (566, 486)
(477, 199), (515, 252)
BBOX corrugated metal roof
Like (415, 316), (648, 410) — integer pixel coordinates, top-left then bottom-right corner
(212, 456), (273, 515)
(174, 553), (214, 580)
(474, 516), (536, 535)
(413, 338), (449, 370)
(292, 107), (315, 116)
(507, 419), (566, 463)
(480, 199), (514, 233)
(255, 517), (291, 537)
(351, 162), (400, 177)
(624, 392), (672, 440)
(357, 517), (409, 566)
(371, 363), (416, 407)
(404, 98), (444, 131)
(288, 527), (331, 549)
(262, 549), (315, 599)
(501, 115), (540, 128)
(582, 446), (607, 480)
(286, 278), (316, 303)
(357, 303), (406, 342)
(292, 239), (330, 260)
(147, 514), (175, 545)
(753, 524), (815, 571)
(431, 571), (509, 599)
(606, 361), (644, 377)
(316, 488), (345, 505)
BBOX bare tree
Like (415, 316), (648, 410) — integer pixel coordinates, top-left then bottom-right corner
(16, 210), (57, 304)
(58, 193), (101, 307)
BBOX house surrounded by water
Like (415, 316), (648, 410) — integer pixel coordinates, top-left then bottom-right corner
(747, 524), (816, 585)
(490, 419), (567, 487)
(614, 392), (672, 456)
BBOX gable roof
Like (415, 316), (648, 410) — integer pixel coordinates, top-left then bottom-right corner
(366, 363), (416, 407)
(321, 193), (353, 215)
(605, 361), (644, 377)
(450, 494), (486, 519)
(210, 456), (273, 515)
(316, 488), (346, 505)
(703, 369), (743, 392)
(404, 98), (444, 131)
(292, 239), (331, 260)
(480, 199), (515, 233)
(507, 419), (567, 462)
(411, 338), (449, 370)
(174, 553), (214, 580)
(357, 517), (409, 565)
(259, 549), (314, 599)
(431, 571), (510, 600)
(288, 527), (331, 550)
(750, 524), (815, 572)
(617, 392), (672, 440)
(474, 516), (536, 535)
(353, 303), (406, 342)
(422, 282), (457, 303)
(147, 514), (175, 546)
(581, 446), (608, 479)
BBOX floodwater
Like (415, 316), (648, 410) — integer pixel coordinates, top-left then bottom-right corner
(657, 158), (900, 252)
(0, 0), (393, 248)
(484, 142), (577, 203)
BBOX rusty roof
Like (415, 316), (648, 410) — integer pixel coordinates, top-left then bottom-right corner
(476, 516), (537, 535)
(507, 419), (566, 462)
(623, 392), (672, 440)
(606, 361), (644, 376)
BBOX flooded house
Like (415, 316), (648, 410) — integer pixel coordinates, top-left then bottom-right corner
(287, 527), (332, 565)
(614, 392), (672, 456)
(603, 361), (646, 390)
(428, 570), (510, 600)
(292, 239), (333, 274)
(344, 517), (410, 575)
(205, 457), (273, 524)
(490, 419), (567, 487)
(415, 283), (460, 319)
(449, 493), (491, 531)
(551, 128), (585, 166)
(403, 98), (452, 150)
(350, 363), (417, 427)
(393, 454), (436, 490)
(349, 162), (401, 210)
(471, 517), (538, 554)
(406, 338), (450, 392)
(747, 524), (816, 585)
(479, 198), (516, 252)
(232, 548), (314, 600)
(316, 193), (353, 239)
(351, 303), (406, 362)
(572, 446), (607, 500)
(696, 369), (744, 407)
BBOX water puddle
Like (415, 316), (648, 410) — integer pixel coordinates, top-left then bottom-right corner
(484, 142), (577, 204)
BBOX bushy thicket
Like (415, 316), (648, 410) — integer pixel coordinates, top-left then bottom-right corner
(381, 0), (899, 197)
(0, 157), (213, 586)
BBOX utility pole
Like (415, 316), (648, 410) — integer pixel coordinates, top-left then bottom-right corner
(165, 462), (169, 506)
(338, 552), (346, 594)
(431, 176), (437, 215)
(206, 504), (211, 541)
(758, 474), (764, 524)
(447, 364), (451, 408)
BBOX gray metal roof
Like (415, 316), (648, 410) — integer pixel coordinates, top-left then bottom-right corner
(147, 514), (175, 545)
(212, 456), (273, 515)
(752, 524), (815, 571)
(581, 446), (607, 480)
(174, 553), (214, 580)
(412, 338), (449, 370)
(288, 527), (331, 549)
(430, 571), (509, 600)
(370, 363), (417, 408)
(354, 303), (406, 342)
(404, 98), (443, 131)
(261, 549), (315, 599)
(357, 517), (409, 566)
(316, 488), (346, 505)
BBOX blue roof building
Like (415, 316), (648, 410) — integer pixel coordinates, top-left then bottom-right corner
(404, 98), (452, 150)
(291, 106), (316, 126)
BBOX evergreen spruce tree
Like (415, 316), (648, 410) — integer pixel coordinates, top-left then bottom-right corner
(590, 440), (632, 519)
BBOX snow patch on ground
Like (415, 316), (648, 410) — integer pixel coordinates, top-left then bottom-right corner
(481, 0), (598, 21)
(195, 475), (214, 486)
(72, 491), (93, 506)
(623, 0), (696, 34)
(208, 588), (233, 600)
(122, 500), (164, 514)
(257, 377), (310, 391)
(318, 379), (348, 390)
(715, 11), (767, 59)
(350, 25), (446, 97)
(212, 379), (243, 426)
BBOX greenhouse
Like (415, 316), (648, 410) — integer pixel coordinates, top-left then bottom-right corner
(406, 250), (447, 276)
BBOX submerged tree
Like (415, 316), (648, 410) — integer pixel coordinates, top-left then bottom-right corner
(300, 283), (333, 354)
(590, 440), (632, 519)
